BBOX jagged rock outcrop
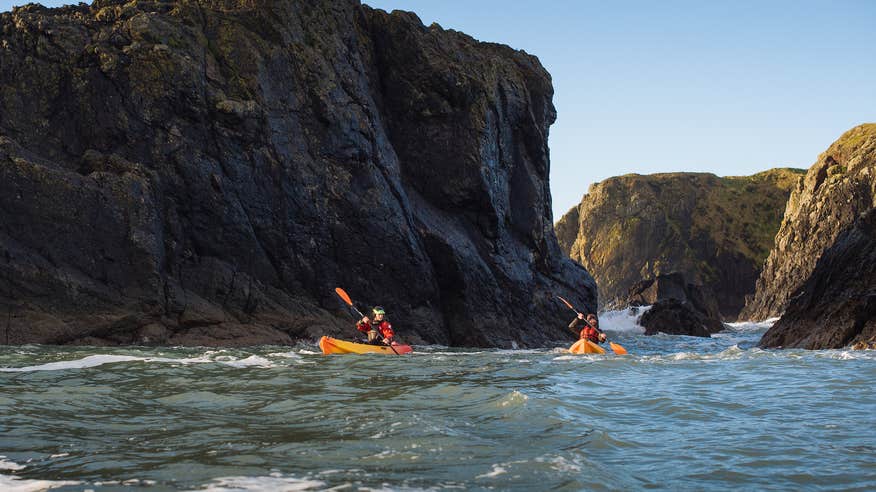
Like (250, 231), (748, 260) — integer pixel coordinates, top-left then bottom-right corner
(0, 0), (595, 347)
(638, 299), (713, 338)
(742, 124), (876, 323)
(555, 169), (804, 318)
(759, 209), (876, 349)
(626, 272), (723, 333)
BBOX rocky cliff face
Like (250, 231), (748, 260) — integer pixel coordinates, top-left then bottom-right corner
(742, 124), (876, 322)
(555, 169), (803, 318)
(0, 0), (594, 347)
(758, 209), (876, 349)
(625, 273), (723, 334)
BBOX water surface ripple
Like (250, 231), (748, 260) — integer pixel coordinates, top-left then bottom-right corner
(1, 320), (874, 491)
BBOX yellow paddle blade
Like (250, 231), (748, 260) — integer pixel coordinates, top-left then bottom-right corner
(610, 342), (628, 355)
(335, 287), (353, 306)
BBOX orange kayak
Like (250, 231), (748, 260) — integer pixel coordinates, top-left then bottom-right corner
(569, 339), (606, 355)
(318, 336), (413, 355)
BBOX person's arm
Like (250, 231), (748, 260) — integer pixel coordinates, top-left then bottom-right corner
(568, 313), (584, 332)
(380, 322), (394, 344)
(356, 318), (370, 333)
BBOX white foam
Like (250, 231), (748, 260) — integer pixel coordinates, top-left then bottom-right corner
(724, 317), (779, 332)
(476, 464), (508, 479)
(498, 390), (528, 407)
(598, 307), (648, 334)
(0, 352), (297, 372)
(0, 354), (214, 372)
(0, 457), (78, 491)
(0, 456), (25, 471)
(190, 473), (325, 491)
(0, 355), (143, 372)
(0, 476), (80, 492)
(539, 455), (582, 473)
(220, 355), (273, 368)
(267, 351), (303, 358)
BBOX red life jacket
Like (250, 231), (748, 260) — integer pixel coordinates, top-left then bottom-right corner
(356, 320), (394, 339)
(580, 325), (599, 342)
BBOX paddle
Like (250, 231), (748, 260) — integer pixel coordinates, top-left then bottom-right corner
(556, 296), (627, 355)
(335, 287), (399, 355)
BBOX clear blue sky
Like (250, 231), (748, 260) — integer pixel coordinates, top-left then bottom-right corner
(4, 1), (876, 220)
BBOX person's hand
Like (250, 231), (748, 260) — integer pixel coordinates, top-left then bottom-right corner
(361, 316), (370, 324)
(577, 313), (585, 320)
(598, 333), (607, 343)
(382, 338), (392, 345)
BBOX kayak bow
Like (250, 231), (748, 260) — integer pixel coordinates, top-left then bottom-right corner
(569, 339), (607, 355)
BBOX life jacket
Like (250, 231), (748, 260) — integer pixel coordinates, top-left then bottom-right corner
(580, 325), (599, 342)
(356, 320), (394, 340)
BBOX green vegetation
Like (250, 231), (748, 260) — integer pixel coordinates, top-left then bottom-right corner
(555, 168), (806, 316)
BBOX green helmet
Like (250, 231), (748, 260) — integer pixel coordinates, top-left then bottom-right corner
(372, 306), (386, 315)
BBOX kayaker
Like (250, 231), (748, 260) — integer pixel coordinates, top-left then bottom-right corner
(569, 313), (607, 344)
(356, 306), (395, 345)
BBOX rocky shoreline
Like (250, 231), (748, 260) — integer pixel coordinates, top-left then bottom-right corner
(0, 1), (872, 350)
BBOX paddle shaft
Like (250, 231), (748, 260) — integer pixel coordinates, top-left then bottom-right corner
(557, 296), (600, 332)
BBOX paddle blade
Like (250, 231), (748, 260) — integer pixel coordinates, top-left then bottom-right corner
(335, 287), (353, 306)
(610, 342), (628, 355)
(556, 295), (577, 312)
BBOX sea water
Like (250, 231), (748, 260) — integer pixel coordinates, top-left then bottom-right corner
(1, 310), (874, 491)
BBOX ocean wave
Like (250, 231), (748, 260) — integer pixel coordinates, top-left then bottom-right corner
(598, 307), (648, 334)
(475, 464), (508, 479)
(0, 476), (80, 492)
(0, 456), (79, 491)
(0, 455), (25, 471)
(189, 473), (325, 491)
(0, 352), (313, 372)
(723, 317), (779, 332)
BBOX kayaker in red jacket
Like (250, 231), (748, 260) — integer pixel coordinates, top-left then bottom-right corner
(569, 313), (607, 344)
(356, 306), (395, 345)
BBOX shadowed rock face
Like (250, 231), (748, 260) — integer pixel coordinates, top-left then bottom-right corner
(0, 0), (594, 347)
(759, 209), (876, 349)
(638, 299), (713, 338)
(742, 124), (876, 323)
(626, 273), (723, 334)
(555, 170), (803, 319)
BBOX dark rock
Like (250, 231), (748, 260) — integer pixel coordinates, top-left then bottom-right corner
(759, 209), (876, 349)
(742, 124), (876, 321)
(626, 272), (723, 333)
(0, 0), (595, 347)
(638, 299), (712, 338)
(555, 169), (803, 319)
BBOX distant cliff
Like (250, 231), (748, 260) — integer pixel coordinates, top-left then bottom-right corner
(746, 124), (876, 349)
(0, 0), (594, 347)
(555, 169), (803, 318)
